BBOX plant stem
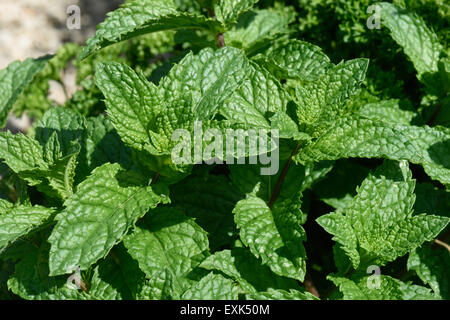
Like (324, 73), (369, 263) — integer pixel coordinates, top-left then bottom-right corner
(150, 172), (160, 186)
(427, 102), (442, 126)
(268, 144), (301, 209)
(434, 239), (450, 253)
(217, 33), (225, 48)
(207, 8), (225, 48)
(304, 271), (320, 298)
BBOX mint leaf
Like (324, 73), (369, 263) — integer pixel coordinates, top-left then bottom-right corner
(48, 163), (169, 276)
(256, 39), (331, 81)
(408, 244), (450, 299)
(181, 272), (239, 300)
(19, 144), (80, 200)
(219, 62), (290, 129)
(95, 62), (161, 151)
(160, 47), (250, 121)
(0, 57), (51, 128)
(225, 7), (295, 51)
(248, 288), (317, 300)
(80, 0), (222, 59)
(0, 204), (55, 253)
(358, 100), (416, 125)
(7, 244), (88, 300)
(199, 247), (300, 294)
(233, 194), (307, 281)
(34, 107), (86, 158)
(293, 59), (369, 135)
(0, 131), (47, 174)
(171, 173), (242, 250)
(123, 207), (209, 298)
(296, 117), (450, 186)
(317, 160), (450, 268)
(85, 115), (133, 171)
(215, 0), (259, 27)
(379, 2), (443, 80)
(329, 274), (436, 300)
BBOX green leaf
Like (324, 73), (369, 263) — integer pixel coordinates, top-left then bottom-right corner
(160, 47), (250, 121)
(85, 115), (133, 171)
(80, 0), (222, 59)
(0, 56), (51, 128)
(171, 173), (243, 250)
(0, 131), (46, 173)
(20, 144), (80, 200)
(214, 0), (259, 27)
(378, 2), (443, 80)
(269, 112), (311, 141)
(95, 62), (162, 151)
(219, 62), (290, 129)
(293, 59), (369, 136)
(317, 160), (450, 267)
(248, 288), (317, 300)
(229, 160), (332, 206)
(256, 39), (331, 81)
(408, 244), (450, 299)
(199, 247), (300, 294)
(34, 107), (86, 158)
(358, 100), (416, 125)
(328, 274), (436, 300)
(233, 194), (307, 281)
(316, 211), (360, 269)
(0, 205), (55, 253)
(7, 244), (88, 300)
(181, 272), (239, 300)
(225, 7), (295, 51)
(48, 163), (169, 276)
(0, 199), (13, 213)
(296, 117), (450, 186)
(123, 207), (209, 298)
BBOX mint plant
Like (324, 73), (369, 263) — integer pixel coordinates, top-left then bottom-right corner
(0, 0), (448, 300)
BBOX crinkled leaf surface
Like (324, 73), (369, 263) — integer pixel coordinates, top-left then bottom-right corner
(233, 194), (307, 281)
(219, 61), (290, 129)
(317, 161), (449, 268)
(329, 274), (436, 300)
(408, 244), (450, 299)
(48, 163), (169, 276)
(296, 117), (450, 186)
(0, 204), (55, 253)
(0, 56), (51, 127)
(123, 207), (209, 298)
(293, 59), (369, 135)
(181, 272), (239, 300)
(0, 131), (46, 174)
(199, 247), (300, 294)
(379, 2), (442, 79)
(215, 0), (259, 27)
(257, 39), (331, 81)
(358, 100), (416, 125)
(80, 0), (222, 59)
(160, 46), (250, 121)
(95, 62), (161, 151)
